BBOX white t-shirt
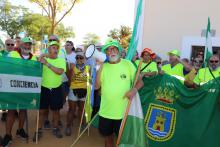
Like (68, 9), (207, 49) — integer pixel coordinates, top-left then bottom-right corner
(63, 51), (76, 82)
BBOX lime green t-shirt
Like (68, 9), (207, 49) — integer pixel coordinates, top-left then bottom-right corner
(193, 67), (220, 85)
(9, 51), (37, 61)
(41, 58), (66, 88)
(99, 59), (136, 119)
(135, 60), (158, 73)
(162, 63), (185, 81)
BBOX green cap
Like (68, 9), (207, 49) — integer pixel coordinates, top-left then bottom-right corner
(21, 37), (32, 44)
(48, 41), (60, 48)
(101, 38), (122, 53)
(168, 49), (180, 57)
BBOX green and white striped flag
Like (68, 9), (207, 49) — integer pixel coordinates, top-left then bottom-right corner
(126, 0), (144, 60)
(119, 93), (148, 147)
(0, 57), (42, 109)
(204, 17), (213, 62)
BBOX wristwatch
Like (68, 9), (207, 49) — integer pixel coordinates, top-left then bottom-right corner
(47, 63), (52, 68)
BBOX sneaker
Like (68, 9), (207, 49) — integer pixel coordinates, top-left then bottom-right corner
(1, 134), (12, 147)
(33, 129), (43, 142)
(44, 120), (51, 130)
(65, 127), (72, 136)
(1, 112), (7, 122)
(16, 128), (28, 140)
(52, 128), (63, 138)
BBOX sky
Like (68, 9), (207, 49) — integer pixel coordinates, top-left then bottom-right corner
(11, 0), (135, 45)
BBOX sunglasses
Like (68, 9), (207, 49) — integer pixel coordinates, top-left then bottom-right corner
(209, 60), (219, 63)
(76, 56), (84, 60)
(194, 60), (203, 63)
(157, 62), (161, 64)
(49, 39), (58, 42)
(6, 44), (15, 46)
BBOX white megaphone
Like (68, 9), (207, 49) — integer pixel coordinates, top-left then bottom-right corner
(85, 44), (107, 62)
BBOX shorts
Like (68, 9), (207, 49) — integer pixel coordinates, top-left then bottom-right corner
(68, 89), (86, 102)
(40, 86), (64, 111)
(98, 116), (122, 136)
(62, 82), (70, 95)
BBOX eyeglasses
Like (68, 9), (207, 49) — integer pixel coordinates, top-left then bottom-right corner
(76, 56), (84, 60)
(49, 39), (57, 42)
(210, 60), (219, 63)
(6, 44), (15, 46)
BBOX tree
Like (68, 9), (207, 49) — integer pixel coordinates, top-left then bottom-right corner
(29, 0), (80, 34)
(83, 33), (100, 47)
(55, 23), (75, 40)
(22, 13), (51, 41)
(0, 0), (28, 38)
(108, 25), (132, 49)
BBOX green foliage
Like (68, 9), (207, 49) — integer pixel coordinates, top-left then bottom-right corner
(22, 13), (51, 41)
(29, 0), (80, 34)
(108, 25), (132, 49)
(0, 0), (28, 38)
(55, 24), (75, 40)
(83, 33), (100, 47)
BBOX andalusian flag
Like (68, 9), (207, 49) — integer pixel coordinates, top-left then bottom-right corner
(119, 93), (147, 147)
(204, 17), (213, 62)
(119, 0), (147, 146)
(126, 0), (145, 60)
(0, 57), (42, 109)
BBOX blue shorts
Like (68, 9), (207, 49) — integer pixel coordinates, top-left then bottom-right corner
(40, 86), (64, 111)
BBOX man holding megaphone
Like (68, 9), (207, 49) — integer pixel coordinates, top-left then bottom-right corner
(95, 38), (143, 147)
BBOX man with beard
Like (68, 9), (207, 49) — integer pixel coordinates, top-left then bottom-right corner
(193, 55), (220, 86)
(95, 39), (143, 147)
(1, 37), (36, 147)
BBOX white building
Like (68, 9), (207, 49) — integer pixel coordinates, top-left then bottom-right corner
(138, 0), (220, 60)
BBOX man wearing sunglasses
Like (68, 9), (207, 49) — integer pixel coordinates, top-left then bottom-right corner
(0, 39), (15, 57)
(40, 35), (67, 129)
(194, 55), (220, 86)
(0, 39), (15, 122)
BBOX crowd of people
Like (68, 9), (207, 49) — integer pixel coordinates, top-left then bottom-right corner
(0, 35), (220, 147)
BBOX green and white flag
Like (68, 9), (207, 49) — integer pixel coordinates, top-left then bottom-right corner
(126, 0), (145, 60)
(204, 17), (212, 62)
(0, 57), (42, 109)
(119, 93), (148, 147)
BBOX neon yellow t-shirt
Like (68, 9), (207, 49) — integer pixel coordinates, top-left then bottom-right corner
(99, 59), (136, 119)
(193, 67), (220, 85)
(135, 60), (158, 73)
(41, 58), (66, 88)
(9, 51), (37, 61)
(162, 63), (185, 81)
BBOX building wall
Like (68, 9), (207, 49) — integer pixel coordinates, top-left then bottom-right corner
(142, 0), (220, 59)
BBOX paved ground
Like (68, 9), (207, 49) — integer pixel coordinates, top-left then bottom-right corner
(0, 107), (104, 147)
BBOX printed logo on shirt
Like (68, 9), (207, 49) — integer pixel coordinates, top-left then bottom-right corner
(120, 74), (127, 80)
